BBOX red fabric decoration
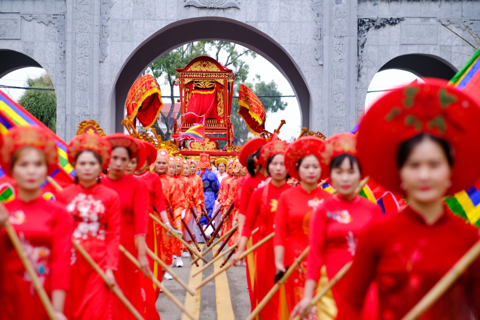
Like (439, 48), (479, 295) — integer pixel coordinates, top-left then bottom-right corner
(238, 84), (266, 134)
(357, 79), (480, 195)
(0, 126), (58, 176)
(284, 136), (331, 181)
(68, 133), (112, 170)
(126, 74), (163, 128)
(142, 141), (157, 166)
(238, 137), (267, 167)
(184, 89), (216, 123)
(198, 153), (210, 169)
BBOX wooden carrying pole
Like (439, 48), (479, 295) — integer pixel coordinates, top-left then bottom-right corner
(181, 216), (201, 252)
(204, 205), (222, 231)
(193, 244), (238, 278)
(150, 213), (207, 263)
(72, 240), (144, 320)
(220, 247), (237, 268)
(247, 246), (310, 320)
(119, 245), (195, 320)
(190, 207), (209, 245)
(145, 247), (195, 296)
(196, 232), (274, 290)
(213, 228), (237, 258)
(401, 239), (480, 320)
(293, 261), (352, 320)
(191, 224), (240, 265)
(207, 202), (234, 245)
(4, 221), (57, 320)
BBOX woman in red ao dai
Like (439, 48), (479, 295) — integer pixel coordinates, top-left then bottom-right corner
(0, 127), (73, 320)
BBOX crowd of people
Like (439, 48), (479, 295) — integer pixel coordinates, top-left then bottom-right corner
(1, 80), (480, 320)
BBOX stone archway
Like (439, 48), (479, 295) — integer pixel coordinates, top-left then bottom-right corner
(0, 50), (42, 79)
(378, 54), (457, 80)
(111, 17), (310, 133)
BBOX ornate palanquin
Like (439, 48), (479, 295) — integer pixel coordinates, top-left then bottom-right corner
(175, 56), (235, 153)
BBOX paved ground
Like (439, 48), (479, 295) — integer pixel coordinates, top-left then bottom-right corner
(156, 243), (251, 320)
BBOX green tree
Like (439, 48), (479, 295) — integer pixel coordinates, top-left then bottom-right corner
(148, 42), (207, 140)
(18, 73), (56, 132)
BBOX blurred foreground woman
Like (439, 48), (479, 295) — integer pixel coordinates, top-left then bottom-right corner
(0, 127), (73, 320)
(338, 80), (480, 320)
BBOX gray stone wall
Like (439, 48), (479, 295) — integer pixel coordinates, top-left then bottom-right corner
(0, 0), (479, 140)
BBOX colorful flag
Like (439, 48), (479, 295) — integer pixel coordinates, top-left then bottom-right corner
(178, 123), (205, 144)
(449, 48), (480, 104)
(0, 90), (74, 196)
(237, 84), (266, 135)
(444, 49), (480, 226)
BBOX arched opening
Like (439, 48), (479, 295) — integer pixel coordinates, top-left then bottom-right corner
(365, 54), (457, 111)
(378, 54), (457, 80)
(0, 50), (57, 132)
(112, 17), (310, 133)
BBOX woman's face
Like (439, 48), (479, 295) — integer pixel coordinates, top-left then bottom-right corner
(75, 151), (102, 182)
(109, 147), (130, 176)
(268, 154), (287, 181)
(183, 164), (190, 176)
(330, 157), (361, 198)
(125, 157), (138, 175)
(155, 156), (168, 174)
(227, 163), (233, 174)
(218, 163), (226, 174)
(298, 155), (321, 184)
(400, 138), (451, 204)
(175, 162), (182, 175)
(190, 163), (197, 174)
(168, 162), (176, 176)
(12, 147), (47, 191)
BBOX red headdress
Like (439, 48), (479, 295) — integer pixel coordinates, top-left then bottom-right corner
(68, 133), (112, 170)
(357, 79), (480, 195)
(258, 135), (289, 168)
(284, 136), (331, 181)
(142, 141), (158, 166)
(105, 134), (143, 170)
(238, 137), (267, 167)
(0, 126), (58, 176)
(198, 153), (210, 169)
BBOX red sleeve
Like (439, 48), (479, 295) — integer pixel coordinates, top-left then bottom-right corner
(242, 188), (262, 238)
(106, 192), (121, 271)
(133, 179), (148, 236)
(50, 205), (74, 290)
(468, 254), (480, 318)
(239, 178), (253, 216)
(153, 176), (166, 213)
(306, 205), (327, 282)
(336, 223), (379, 320)
(274, 192), (289, 247)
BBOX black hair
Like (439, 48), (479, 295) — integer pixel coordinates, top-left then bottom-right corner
(266, 154), (290, 180)
(246, 146), (263, 177)
(295, 154), (317, 171)
(112, 146), (132, 159)
(329, 154), (361, 175)
(397, 133), (454, 169)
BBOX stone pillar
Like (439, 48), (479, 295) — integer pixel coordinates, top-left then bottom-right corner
(322, 0), (358, 135)
(65, 0), (101, 141)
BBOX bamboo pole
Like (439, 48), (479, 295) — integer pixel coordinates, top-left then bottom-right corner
(181, 216), (201, 252)
(332, 176), (370, 195)
(247, 246), (310, 320)
(46, 176), (62, 191)
(207, 203), (234, 245)
(193, 244), (238, 278)
(195, 232), (274, 290)
(190, 207), (209, 245)
(213, 228), (237, 258)
(293, 261), (352, 320)
(119, 245), (195, 320)
(145, 247), (195, 296)
(401, 239), (480, 320)
(191, 224), (240, 265)
(150, 213), (207, 263)
(204, 205), (222, 231)
(220, 247), (237, 268)
(72, 240), (144, 320)
(4, 221), (57, 319)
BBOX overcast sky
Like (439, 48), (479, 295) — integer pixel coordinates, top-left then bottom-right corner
(0, 43), (419, 141)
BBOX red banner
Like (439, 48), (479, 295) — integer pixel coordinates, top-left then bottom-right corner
(126, 74), (163, 128)
(237, 84), (266, 134)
